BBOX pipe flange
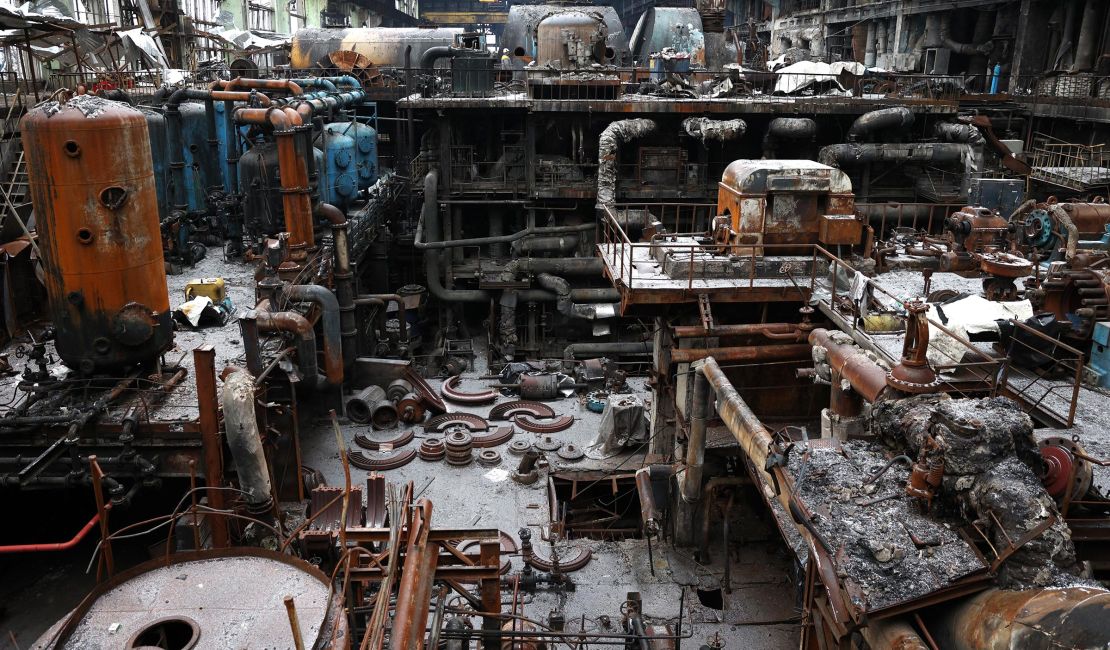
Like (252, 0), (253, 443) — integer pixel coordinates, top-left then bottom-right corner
(508, 439), (533, 455)
(347, 447), (417, 471)
(353, 429), (414, 451)
(471, 425), (515, 448)
(477, 449), (502, 466)
(489, 400), (556, 421)
(1039, 436), (1093, 502)
(397, 393), (426, 424)
(440, 375), (499, 405)
(511, 469), (539, 485)
(534, 435), (562, 452)
(557, 444), (584, 461)
(444, 429), (474, 450)
(445, 450), (474, 467)
(425, 413), (489, 433)
(514, 414), (574, 434)
(418, 438), (446, 461)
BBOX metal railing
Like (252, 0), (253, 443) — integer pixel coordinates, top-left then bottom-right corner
(997, 321), (1084, 428)
(49, 71), (167, 100)
(1027, 135), (1109, 191)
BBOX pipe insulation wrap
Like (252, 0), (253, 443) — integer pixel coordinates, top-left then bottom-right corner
(846, 107), (914, 141)
(682, 117), (747, 145)
(221, 370), (273, 509)
(597, 119), (657, 206)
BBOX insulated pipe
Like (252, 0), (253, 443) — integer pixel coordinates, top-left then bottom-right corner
(819, 142), (968, 168)
(809, 328), (889, 402)
(222, 77), (304, 95)
(934, 121), (984, 145)
(233, 107), (314, 250)
(681, 366), (710, 502)
(222, 369), (273, 512)
(1048, 203), (1080, 259)
(1071, 0), (1101, 72)
(420, 45), (463, 69)
(504, 257), (604, 276)
(535, 273), (619, 319)
(762, 117), (817, 158)
(846, 107), (914, 141)
(563, 341), (651, 361)
(422, 169), (493, 303)
(597, 119), (657, 207)
(414, 220), (595, 250)
(682, 117), (747, 145)
(511, 235), (579, 255)
(282, 284), (344, 386)
(670, 343), (811, 364)
(254, 310), (323, 390)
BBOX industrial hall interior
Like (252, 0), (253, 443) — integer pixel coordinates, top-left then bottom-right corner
(3, 0), (1110, 647)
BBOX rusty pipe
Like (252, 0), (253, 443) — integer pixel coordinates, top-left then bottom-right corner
(0, 508), (103, 553)
(222, 77), (304, 95)
(672, 322), (806, 340)
(222, 368), (273, 512)
(681, 367), (710, 503)
(357, 293), (408, 340)
(391, 499), (439, 650)
(931, 587), (1110, 649)
(282, 284), (343, 386)
(254, 309), (323, 390)
(859, 618), (929, 650)
(635, 466), (671, 536)
(808, 329), (889, 403)
(317, 203), (356, 370)
(670, 343), (811, 364)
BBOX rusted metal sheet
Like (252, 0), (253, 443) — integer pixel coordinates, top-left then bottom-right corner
(22, 95), (172, 372)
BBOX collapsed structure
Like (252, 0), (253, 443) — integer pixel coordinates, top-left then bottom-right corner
(0, 0), (1109, 648)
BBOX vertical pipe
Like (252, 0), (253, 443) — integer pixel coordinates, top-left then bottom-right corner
(1071, 0), (1101, 71)
(194, 345), (230, 548)
(240, 310), (262, 375)
(223, 99), (239, 193)
(89, 456), (114, 578)
(681, 366), (709, 503)
(284, 595), (307, 650)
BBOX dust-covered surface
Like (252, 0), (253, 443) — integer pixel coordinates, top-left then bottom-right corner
(786, 440), (985, 613)
(874, 395), (1093, 589)
(34, 555), (332, 649)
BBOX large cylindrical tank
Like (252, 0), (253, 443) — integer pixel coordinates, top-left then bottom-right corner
(290, 27), (462, 70)
(319, 124), (358, 209)
(502, 5), (630, 64)
(537, 11), (610, 67)
(239, 142), (324, 238)
(349, 120), (378, 189)
(138, 107), (168, 221)
(22, 95), (172, 373)
(179, 102), (217, 211)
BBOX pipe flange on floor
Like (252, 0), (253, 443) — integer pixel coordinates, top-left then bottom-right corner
(511, 469), (540, 485)
(444, 429), (474, 450)
(440, 375), (499, 405)
(534, 435), (563, 452)
(489, 400), (556, 421)
(445, 450), (474, 466)
(418, 438), (446, 461)
(347, 447), (418, 471)
(508, 439), (533, 455)
(557, 444), (584, 461)
(514, 414), (574, 434)
(425, 412), (489, 433)
(477, 449), (502, 466)
(353, 429), (415, 451)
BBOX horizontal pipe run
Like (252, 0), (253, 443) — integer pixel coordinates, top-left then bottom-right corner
(670, 343), (811, 364)
(672, 322), (805, 340)
(808, 328), (889, 402)
(0, 509), (102, 553)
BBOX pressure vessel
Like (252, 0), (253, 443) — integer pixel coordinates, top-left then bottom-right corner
(22, 94), (172, 373)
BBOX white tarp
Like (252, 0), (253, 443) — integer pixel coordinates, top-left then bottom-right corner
(926, 295), (1033, 366)
(772, 60), (865, 94)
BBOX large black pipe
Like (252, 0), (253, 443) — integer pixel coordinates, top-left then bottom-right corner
(762, 117), (817, 158)
(563, 341), (651, 361)
(846, 107), (914, 141)
(819, 142), (968, 167)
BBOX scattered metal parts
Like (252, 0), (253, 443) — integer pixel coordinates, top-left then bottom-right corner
(524, 545), (592, 573)
(403, 367), (448, 414)
(353, 429), (415, 451)
(396, 393), (426, 424)
(518, 373), (562, 400)
(557, 444), (584, 461)
(512, 450), (542, 485)
(514, 414), (574, 433)
(347, 447), (417, 471)
(347, 385), (398, 428)
(489, 400), (556, 421)
(534, 435), (563, 452)
(418, 438), (446, 462)
(477, 449), (502, 466)
(508, 439), (533, 455)
(585, 391), (608, 413)
(512, 470), (540, 485)
(471, 425), (516, 448)
(424, 412), (489, 433)
(460, 530), (517, 574)
(386, 378), (413, 403)
(366, 474), (387, 527)
(440, 375), (499, 405)
(445, 429), (474, 466)
(1040, 436), (1094, 502)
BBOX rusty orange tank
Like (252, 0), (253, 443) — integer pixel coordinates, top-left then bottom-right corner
(22, 94), (172, 373)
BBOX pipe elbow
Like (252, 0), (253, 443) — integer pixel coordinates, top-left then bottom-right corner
(315, 202), (347, 226)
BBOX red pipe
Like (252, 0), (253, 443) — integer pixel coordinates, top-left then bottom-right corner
(0, 508), (104, 553)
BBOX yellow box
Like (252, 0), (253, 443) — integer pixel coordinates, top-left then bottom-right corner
(185, 277), (226, 303)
